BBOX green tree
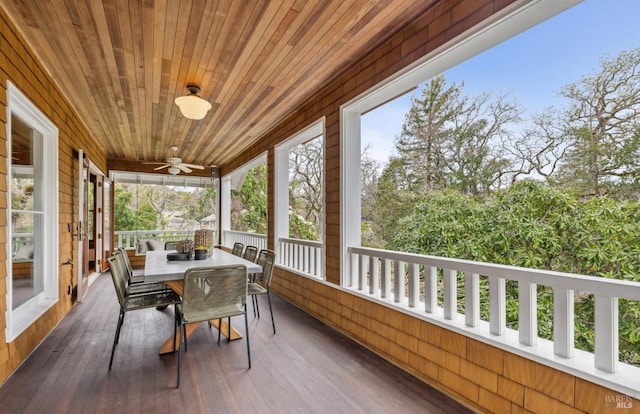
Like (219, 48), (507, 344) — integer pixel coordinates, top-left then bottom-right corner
(396, 74), (520, 195)
(231, 165), (267, 234)
(368, 157), (415, 248)
(535, 48), (640, 198)
(395, 74), (459, 192)
(114, 183), (137, 230)
(289, 137), (323, 239)
(391, 181), (640, 364)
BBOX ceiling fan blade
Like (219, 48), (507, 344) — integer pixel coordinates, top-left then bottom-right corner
(153, 164), (170, 170)
(177, 164), (193, 173)
(181, 163), (205, 170)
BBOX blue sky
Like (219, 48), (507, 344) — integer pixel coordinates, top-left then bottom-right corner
(362, 0), (640, 164)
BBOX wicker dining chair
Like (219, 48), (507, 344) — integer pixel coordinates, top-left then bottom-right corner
(175, 264), (250, 387)
(248, 249), (276, 334)
(106, 254), (181, 369)
(242, 245), (258, 262)
(116, 246), (144, 283)
(231, 242), (244, 257)
(113, 248), (167, 296)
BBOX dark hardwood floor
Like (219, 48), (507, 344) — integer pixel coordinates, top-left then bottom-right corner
(0, 272), (473, 414)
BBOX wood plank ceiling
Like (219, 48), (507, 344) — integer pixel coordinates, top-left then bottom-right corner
(1, 0), (435, 173)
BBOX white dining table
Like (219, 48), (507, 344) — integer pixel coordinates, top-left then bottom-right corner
(144, 248), (262, 283)
(143, 248), (262, 354)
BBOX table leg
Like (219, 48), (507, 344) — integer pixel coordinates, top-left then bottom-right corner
(208, 319), (243, 340)
(158, 322), (197, 355)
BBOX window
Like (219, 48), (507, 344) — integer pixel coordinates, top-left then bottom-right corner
(109, 172), (218, 253)
(341, 2), (579, 285)
(275, 120), (325, 278)
(6, 82), (59, 341)
(219, 154), (268, 251)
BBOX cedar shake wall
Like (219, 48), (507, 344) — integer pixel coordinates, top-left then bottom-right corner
(0, 6), (106, 383)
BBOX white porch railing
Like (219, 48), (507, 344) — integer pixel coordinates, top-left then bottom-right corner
(278, 237), (323, 279)
(11, 233), (33, 256)
(347, 246), (640, 398)
(222, 230), (267, 252)
(114, 230), (197, 250)
(220, 230), (324, 279)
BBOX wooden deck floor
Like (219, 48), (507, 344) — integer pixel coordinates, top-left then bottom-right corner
(0, 272), (472, 414)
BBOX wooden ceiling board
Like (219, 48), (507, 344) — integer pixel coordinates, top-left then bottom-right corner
(0, 0), (437, 171)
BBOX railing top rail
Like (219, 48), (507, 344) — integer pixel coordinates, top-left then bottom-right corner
(279, 237), (322, 247)
(223, 230), (267, 238)
(349, 246), (640, 301)
(116, 229), (194, 234)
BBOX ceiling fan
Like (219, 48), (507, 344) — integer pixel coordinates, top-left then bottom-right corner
(148, 146), (205, 175)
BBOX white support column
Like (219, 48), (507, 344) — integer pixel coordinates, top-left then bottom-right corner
(595, 294), (618, 373)
(275, 144), (289, 262)
(489, 276), (505, 336)
(465, 272), (479, 327)
(519, 281), (537, 346)
(443, 268), (457, 320)
(553, 288), (574, 358)
(341, 111), (361, 287)
(220, 177), (231, 246)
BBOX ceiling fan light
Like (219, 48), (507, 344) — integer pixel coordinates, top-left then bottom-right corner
(168, 166), (181, 175)
(174, 85), (212, 120)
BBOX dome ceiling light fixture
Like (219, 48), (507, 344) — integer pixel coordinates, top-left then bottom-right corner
(174, 85), (212, 120)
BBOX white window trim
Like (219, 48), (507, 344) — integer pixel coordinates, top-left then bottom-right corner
(274, 119), (325, 278)
(340, 0), (581, 286)
(5, 82), (59, 342)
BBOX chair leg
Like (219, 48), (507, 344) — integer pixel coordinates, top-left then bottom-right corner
(115, 310), (125, 345)
(267, 292), (276, 334)
(109, 310), (125, 369)
(254, 295), (261, 319)
(184, 322), (188, 353)
(217, 319), (222, 345)
(177, 322), (184, 388)
(173, 308), (179, 352)
(251, 295), (257, 317)
(227, 317), (231, 342)
(244, 305), (251, 369)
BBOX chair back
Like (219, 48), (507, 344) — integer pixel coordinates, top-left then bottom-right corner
(116, 247), (134, 279)
(231, 242), (244, 256)
(181, 265), (248, 322)
(255, 249), (275, 287)
(107, 255), (128, 306)
(242, 245), (258, 262)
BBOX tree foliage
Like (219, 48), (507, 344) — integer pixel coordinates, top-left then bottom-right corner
(395, 74), (521, 195)
(391, 182), (640, 363)
(114, 183), (217, 231)
(231, 164), (268, 234)
(289, 137), (323, 239)
(532, 48), (640, 198)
